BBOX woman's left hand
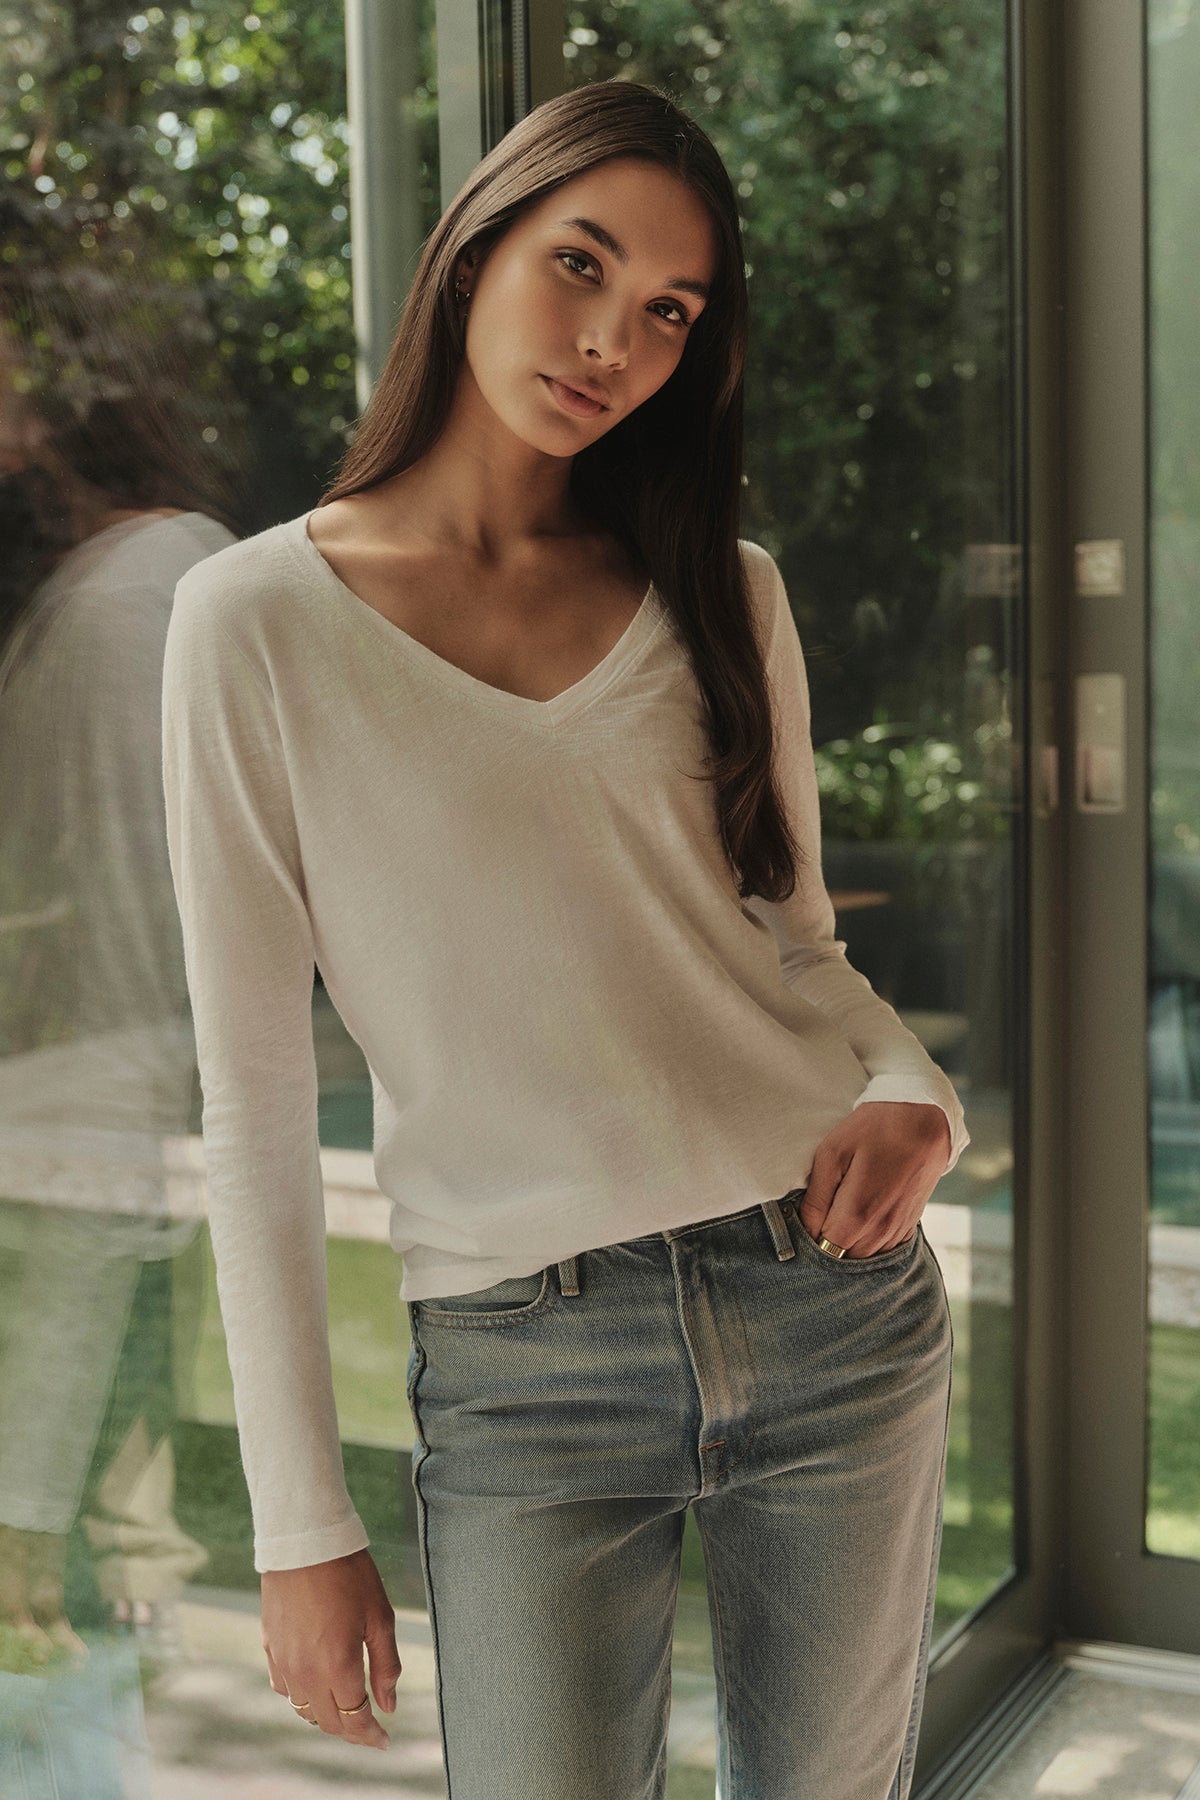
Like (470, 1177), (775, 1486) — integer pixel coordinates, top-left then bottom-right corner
(795, 1101), (952, 1257)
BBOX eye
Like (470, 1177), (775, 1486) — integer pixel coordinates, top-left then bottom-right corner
(651, 298), (691, 328)
(554, 250), (692, 328)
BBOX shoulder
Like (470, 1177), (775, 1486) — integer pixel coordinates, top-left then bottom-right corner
(7, 514), (241, 691)
(98, 511), (239, 594)
(736, 537), (780, 580)
(172, 514), (300, 623)
(169, 511), (315, 669)
(735, 538), (789, 647)
(24, 512), (237, 634)
(736, 537), (785, 603)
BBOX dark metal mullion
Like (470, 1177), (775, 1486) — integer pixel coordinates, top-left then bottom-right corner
(437, 0), (559, 211)
(916, 0), (1073, 1786)
(478, 0), (515, 151)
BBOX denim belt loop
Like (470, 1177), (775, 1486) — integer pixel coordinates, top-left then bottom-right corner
(557, 1254), (581, 1297)
(760, 1196), (797, 1261)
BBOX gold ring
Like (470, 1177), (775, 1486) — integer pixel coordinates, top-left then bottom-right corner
(337, 1695), (371, 1715)
(817, 1235), (846, 1258)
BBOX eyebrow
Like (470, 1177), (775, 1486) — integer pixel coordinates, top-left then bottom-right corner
(555, 216), (711, 303)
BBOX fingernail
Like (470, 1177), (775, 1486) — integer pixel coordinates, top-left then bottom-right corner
(384, 1685), (397, 1711)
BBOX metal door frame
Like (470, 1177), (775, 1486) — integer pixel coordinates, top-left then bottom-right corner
(1063, 0), (1200, 1651)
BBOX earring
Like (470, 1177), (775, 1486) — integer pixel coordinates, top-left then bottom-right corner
(455, 278), (471, 306)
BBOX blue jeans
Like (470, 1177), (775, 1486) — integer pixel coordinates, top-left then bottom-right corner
(405, 1189), (954, 1800)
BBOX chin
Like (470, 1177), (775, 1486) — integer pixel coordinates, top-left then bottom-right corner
(519, 410), (601, 456)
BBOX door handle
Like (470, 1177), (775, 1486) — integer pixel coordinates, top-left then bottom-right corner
(1075, 673), (1126, 812)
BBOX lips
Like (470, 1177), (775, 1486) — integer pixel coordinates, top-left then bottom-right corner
(541, 374), (609, 416)
(559, 377), (608, 406)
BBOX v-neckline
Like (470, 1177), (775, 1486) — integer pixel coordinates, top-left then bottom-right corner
(292, 510), (662, 729)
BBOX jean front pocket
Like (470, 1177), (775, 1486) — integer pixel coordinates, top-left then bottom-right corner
(405, 1312), (427, 1402)
(782, 1195), (925, 1273)
(410, 1264), (556, 1328)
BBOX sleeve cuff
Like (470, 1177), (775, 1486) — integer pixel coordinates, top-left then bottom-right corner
(253, 1510), (370, 1574)
(851, 1075), (970, 1174)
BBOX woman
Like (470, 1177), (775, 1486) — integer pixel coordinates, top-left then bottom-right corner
(161, 79), (968, 1799)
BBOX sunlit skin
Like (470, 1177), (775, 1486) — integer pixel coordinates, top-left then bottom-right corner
(266, 159), (956, 1752)
(798, 1100), (953, 1255)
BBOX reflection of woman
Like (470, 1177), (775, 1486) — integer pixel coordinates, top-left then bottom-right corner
(0, 251), (240, 1674)
(163, 80), (969, 1795)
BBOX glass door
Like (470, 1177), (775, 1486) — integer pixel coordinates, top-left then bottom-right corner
(541, 0), (1065, 1785)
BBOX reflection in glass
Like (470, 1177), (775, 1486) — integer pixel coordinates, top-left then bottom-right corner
(565, 0), (1022, 1668)
(0, 231), (242, 1778)
(1146, 0), (1200, 1562)
(1, 0), (440, 1786)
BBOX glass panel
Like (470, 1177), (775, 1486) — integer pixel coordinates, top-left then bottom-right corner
(0, 0), (437, 1784)
(1145, 0), (1200, 1561)
(563, 0), (1023, 1737)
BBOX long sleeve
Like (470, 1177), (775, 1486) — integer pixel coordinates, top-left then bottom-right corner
(161, 578), (369, 1571)
(742, 552), (970, 1174)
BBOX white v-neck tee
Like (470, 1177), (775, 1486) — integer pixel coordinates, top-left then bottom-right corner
(161, 509), (970, 1570)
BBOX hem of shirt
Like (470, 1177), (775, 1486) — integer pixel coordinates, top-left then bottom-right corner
(398, 1187), (805, 1304)
(253, 1510), (369, 1574)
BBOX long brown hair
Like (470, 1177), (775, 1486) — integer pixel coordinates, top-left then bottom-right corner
(319, 78), (805, 903)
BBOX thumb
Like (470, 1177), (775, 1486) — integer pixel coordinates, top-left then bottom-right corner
(796, 1187), (831, 1240)
(365, 1607), (403, 1712)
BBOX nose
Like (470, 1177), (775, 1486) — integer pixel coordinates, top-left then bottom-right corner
(578, 302), (630, 370)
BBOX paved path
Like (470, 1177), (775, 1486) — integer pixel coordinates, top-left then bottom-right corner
(103, 1589), (720, 1797)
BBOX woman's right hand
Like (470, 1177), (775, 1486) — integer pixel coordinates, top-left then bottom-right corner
(261, 1546), (402, 1751)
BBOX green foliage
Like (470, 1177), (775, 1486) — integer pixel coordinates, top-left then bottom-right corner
(814, 710), (1010, 843)
(1147, 1320), (1200, 1560)
(1, 0), (438, 501)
